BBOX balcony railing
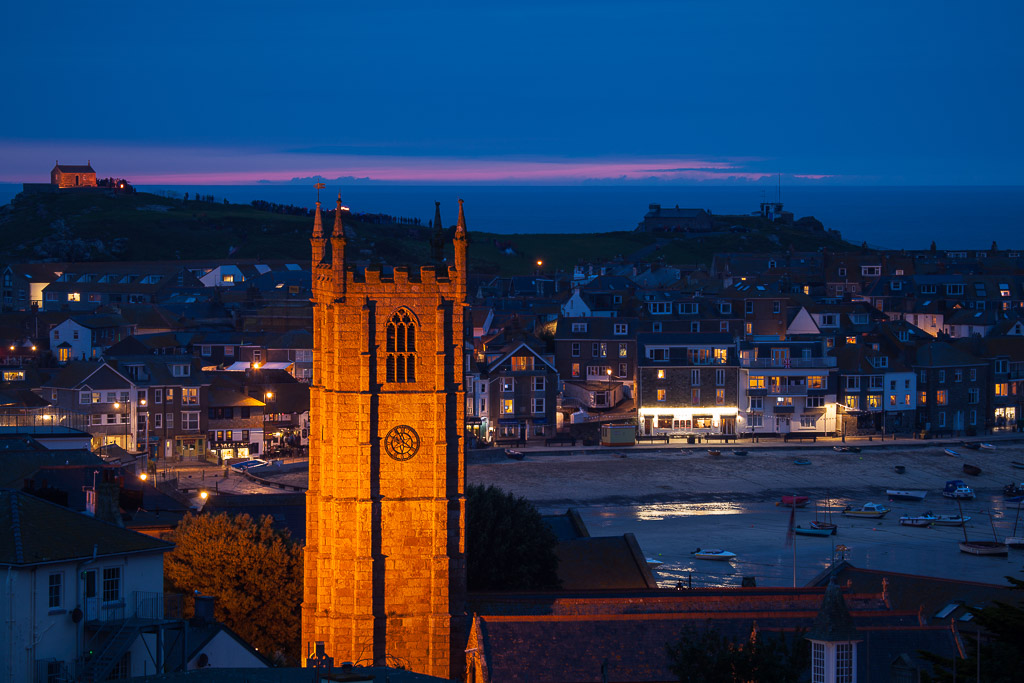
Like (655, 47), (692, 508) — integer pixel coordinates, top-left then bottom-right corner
(741, 357), (837, 368)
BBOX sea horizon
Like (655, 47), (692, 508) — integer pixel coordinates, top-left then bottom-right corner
(2, 183), (1022, 250)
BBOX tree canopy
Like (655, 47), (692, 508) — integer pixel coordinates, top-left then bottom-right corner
(465, 484), (561, 591)
(920, 576), (1024, 682)
(164, 512), (303, 665)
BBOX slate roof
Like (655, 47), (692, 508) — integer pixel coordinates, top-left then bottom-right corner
(912, 341), (985, 368)
(0, 448), (103, 488)
(53, 163), (95, 173)
(0, 488), (171, 565)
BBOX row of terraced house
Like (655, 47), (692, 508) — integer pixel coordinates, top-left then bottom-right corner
(464, 247), (1024, 443)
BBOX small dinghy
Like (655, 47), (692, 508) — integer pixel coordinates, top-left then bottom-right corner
(732, 450), (749, 457)
(961, 441), (982, 451)
(893, 465), (906, 474)
(691, 548), (736, 561)
(980, 443), (996, 450)
(833, 446), (861, 453)
(708, 449), (722, 457)
(963, 463), (982, 477)
(959, 541), (1009, 557)
(1012, 461), (1024, 470)
(944, 448), (961, 458)
(504, 449), (525, 461)
(780, 495), (809, 508)
(794, 458), (812, 466)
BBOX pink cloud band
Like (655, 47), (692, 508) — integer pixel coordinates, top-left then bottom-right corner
(0, 140), (830, 185)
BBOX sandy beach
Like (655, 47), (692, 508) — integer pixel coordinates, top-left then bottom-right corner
(466, 439), (1024, 507)
(467, 438), (1024, 588)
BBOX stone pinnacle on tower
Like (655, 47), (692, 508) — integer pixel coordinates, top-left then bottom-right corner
(430, 201), (445, 262)
(310, 199), (325, 266)
(331, 193), (346, 288)
(454, 199), (467, 300)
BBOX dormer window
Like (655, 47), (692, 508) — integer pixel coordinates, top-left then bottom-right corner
(572, 322), (588, 333)
(613, 323), (628, 335)
(861, 265), (881, 276)
(170, 364), (190, 377)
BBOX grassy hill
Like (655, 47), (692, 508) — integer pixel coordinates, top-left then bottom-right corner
(0, 189), (858, 274)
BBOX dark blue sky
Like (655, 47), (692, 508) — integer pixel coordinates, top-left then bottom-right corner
(2, 1), (1021, 184)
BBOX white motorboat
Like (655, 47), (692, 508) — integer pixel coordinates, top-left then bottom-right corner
(691, 548), (736, 561)
(886, 489), (927, 501)
(942, 480), (975, 499)
(899, 513), (938, 527)
(842, 502), (890, 518)
(980, 443), (996, 450)
(932, 514), (971, 527)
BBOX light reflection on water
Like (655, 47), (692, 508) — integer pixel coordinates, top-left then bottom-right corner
(631, 502), (748, 521)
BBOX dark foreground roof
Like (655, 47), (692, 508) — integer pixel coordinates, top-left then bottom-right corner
(0, 488), (171, 565)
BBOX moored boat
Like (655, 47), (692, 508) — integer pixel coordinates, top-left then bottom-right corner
(842, 502), (890, 518)
(980, 443), (996, 450)
(887, 489), (927, 501)
(794, 525), (834, 537)
(960, 441), (982, 451)
(781, 495), (809, 508)
(809, 520), (837, 533)
(963, 463), (982, 476)
(832, 446), (861, 453)
(893, 465), (906, 474)
(794, 459), (812, 466)
(1003, 483), (1024, 498)
(708, 449), (722, 457)
(942, 480), (975, 499)
(505, 449), (524, 461)
(932, 514), (971, 527)
(1012, 461), (1024, 470)
(691, 548), (736, 561)
(899, 513), (938, 527)
(1004, 536), (1024, 549)
(959, 541), (1009, 557)
(944, 448), (961, 457)
(732, 450), (749, 456)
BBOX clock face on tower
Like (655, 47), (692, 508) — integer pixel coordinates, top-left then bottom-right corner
(384, 425), (420, 461)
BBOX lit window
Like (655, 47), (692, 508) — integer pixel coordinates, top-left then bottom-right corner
(501, 399), (513, 414)
(937, 389), (948, 405)
(68, 292), (80, 302)
(657, 369), (665, 379)
(656, 389), (666, 401)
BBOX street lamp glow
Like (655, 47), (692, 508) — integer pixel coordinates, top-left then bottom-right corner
(536, 260), (543, 267)
(139, 472), (148, 481)
(114, 402), (121, 409)
(265, 391), (274, 400)
(199, 490), (209, 501)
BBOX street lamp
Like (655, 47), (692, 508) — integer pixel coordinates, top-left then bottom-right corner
(263, 391), (274, 456)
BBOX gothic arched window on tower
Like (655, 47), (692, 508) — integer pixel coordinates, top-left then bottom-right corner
(385, 310), (417, 382)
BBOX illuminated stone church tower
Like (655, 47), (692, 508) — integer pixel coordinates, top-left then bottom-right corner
(303, 196), (468, 678)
